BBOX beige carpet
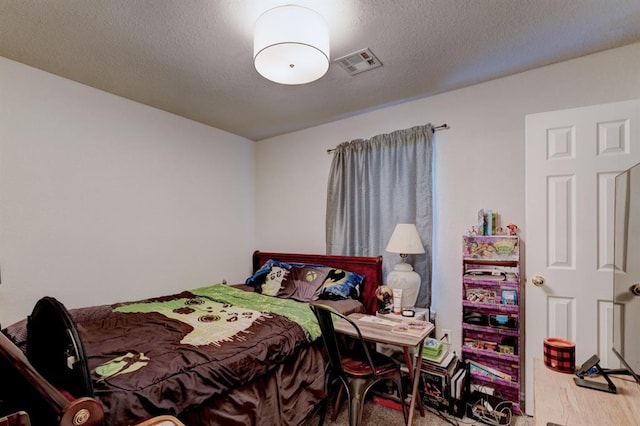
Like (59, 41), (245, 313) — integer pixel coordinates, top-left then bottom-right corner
(303, 397), (534, 426)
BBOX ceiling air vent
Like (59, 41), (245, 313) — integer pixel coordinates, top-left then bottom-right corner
(335, 48), (382, 76)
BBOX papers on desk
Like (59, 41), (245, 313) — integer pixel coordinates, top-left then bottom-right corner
(357, 315), (431, 338)
(390, 319), (430, 337)
(357, 316), (399, 327)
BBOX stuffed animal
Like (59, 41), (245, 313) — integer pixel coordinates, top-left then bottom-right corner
(506, 223), (518, 236)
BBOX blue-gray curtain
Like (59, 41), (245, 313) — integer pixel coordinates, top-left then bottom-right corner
(326, 124), (433, 308)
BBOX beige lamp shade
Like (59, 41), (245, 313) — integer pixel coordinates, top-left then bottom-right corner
(254, 5), (330, 85)
(385, 224), (425, 255)
(385, 223), (425, 309)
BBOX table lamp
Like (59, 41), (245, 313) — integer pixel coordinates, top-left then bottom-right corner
(385, 223), (425, 309)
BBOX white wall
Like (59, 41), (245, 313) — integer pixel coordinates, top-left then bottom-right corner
(2, 42), (639, 346)
(0, 57), (255, 326)
(256, 42), (640, 351)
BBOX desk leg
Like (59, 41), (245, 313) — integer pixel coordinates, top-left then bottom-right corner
(407, 340), (425, 425)
(402, 347), (425, 418)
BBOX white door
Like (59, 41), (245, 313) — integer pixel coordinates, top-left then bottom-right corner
(614, 163), (640, 374)
(524, 99), (640, 415)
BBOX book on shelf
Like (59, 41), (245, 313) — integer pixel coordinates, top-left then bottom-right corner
(450, 366), (467, 400)
(423, 349), (455, 369)
(390, 319), (430, 337)
(486, 209), (493, 236)
(420, 358), (465, 413)
(422, 347), (448, 364)
(477, 209), (499, 236)
(468, 360), (512, 382)
(420, 368), (449, 411)
(422, 352), (458, 379)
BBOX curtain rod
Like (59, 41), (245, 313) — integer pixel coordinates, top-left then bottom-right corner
(432, 123), (449, 132)
(326, 123), (449, 154)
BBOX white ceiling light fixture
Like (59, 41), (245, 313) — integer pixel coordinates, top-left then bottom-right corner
(253, 5), (330, 85)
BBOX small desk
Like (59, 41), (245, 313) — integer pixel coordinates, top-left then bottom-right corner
(333, 313), (434, 425)
(534, 357), (640, 425)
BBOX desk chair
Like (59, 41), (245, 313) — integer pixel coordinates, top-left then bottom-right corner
(0, 412), (30, 426)
(310, 304), (408, 426)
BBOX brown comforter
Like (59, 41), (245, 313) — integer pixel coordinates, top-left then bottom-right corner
(5, 284), (349, 425)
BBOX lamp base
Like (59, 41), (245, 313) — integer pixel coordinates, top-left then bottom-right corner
(387, 262), (420, 309)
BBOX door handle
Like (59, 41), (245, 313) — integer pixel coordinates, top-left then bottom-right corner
(532, 275), (545, 287)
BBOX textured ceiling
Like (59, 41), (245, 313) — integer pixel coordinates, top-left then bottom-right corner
(2, 0), (640, 141)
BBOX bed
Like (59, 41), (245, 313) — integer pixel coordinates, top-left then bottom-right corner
(0, 251), (383, 426)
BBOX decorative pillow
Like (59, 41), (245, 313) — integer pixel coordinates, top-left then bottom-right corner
(246, 260), (366, 301)
(287, 266), (332, 302)
(245, 260), (330, 301)
(261, 264), (295, 297)
(245, 259), (293, 289)
(320, 268), (366, 300)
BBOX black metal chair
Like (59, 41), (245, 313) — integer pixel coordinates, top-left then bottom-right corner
(310, 303), (408, 426)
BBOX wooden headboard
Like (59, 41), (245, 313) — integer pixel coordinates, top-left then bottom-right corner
(252, 251), (383, 314)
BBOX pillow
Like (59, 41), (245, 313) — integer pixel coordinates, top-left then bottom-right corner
(287, 266), (331, 302)
(245, 260), (330, 301)
(261, 264), (295, 297)
(320, 268), (366, 300)
(245, 259), (293, 288)
(246, 260), (365, 301)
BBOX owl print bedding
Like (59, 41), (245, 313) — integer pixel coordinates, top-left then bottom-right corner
(1, 251), (381, 425)
(3, 284), (325, 425)
(82, 285), (322, 424)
